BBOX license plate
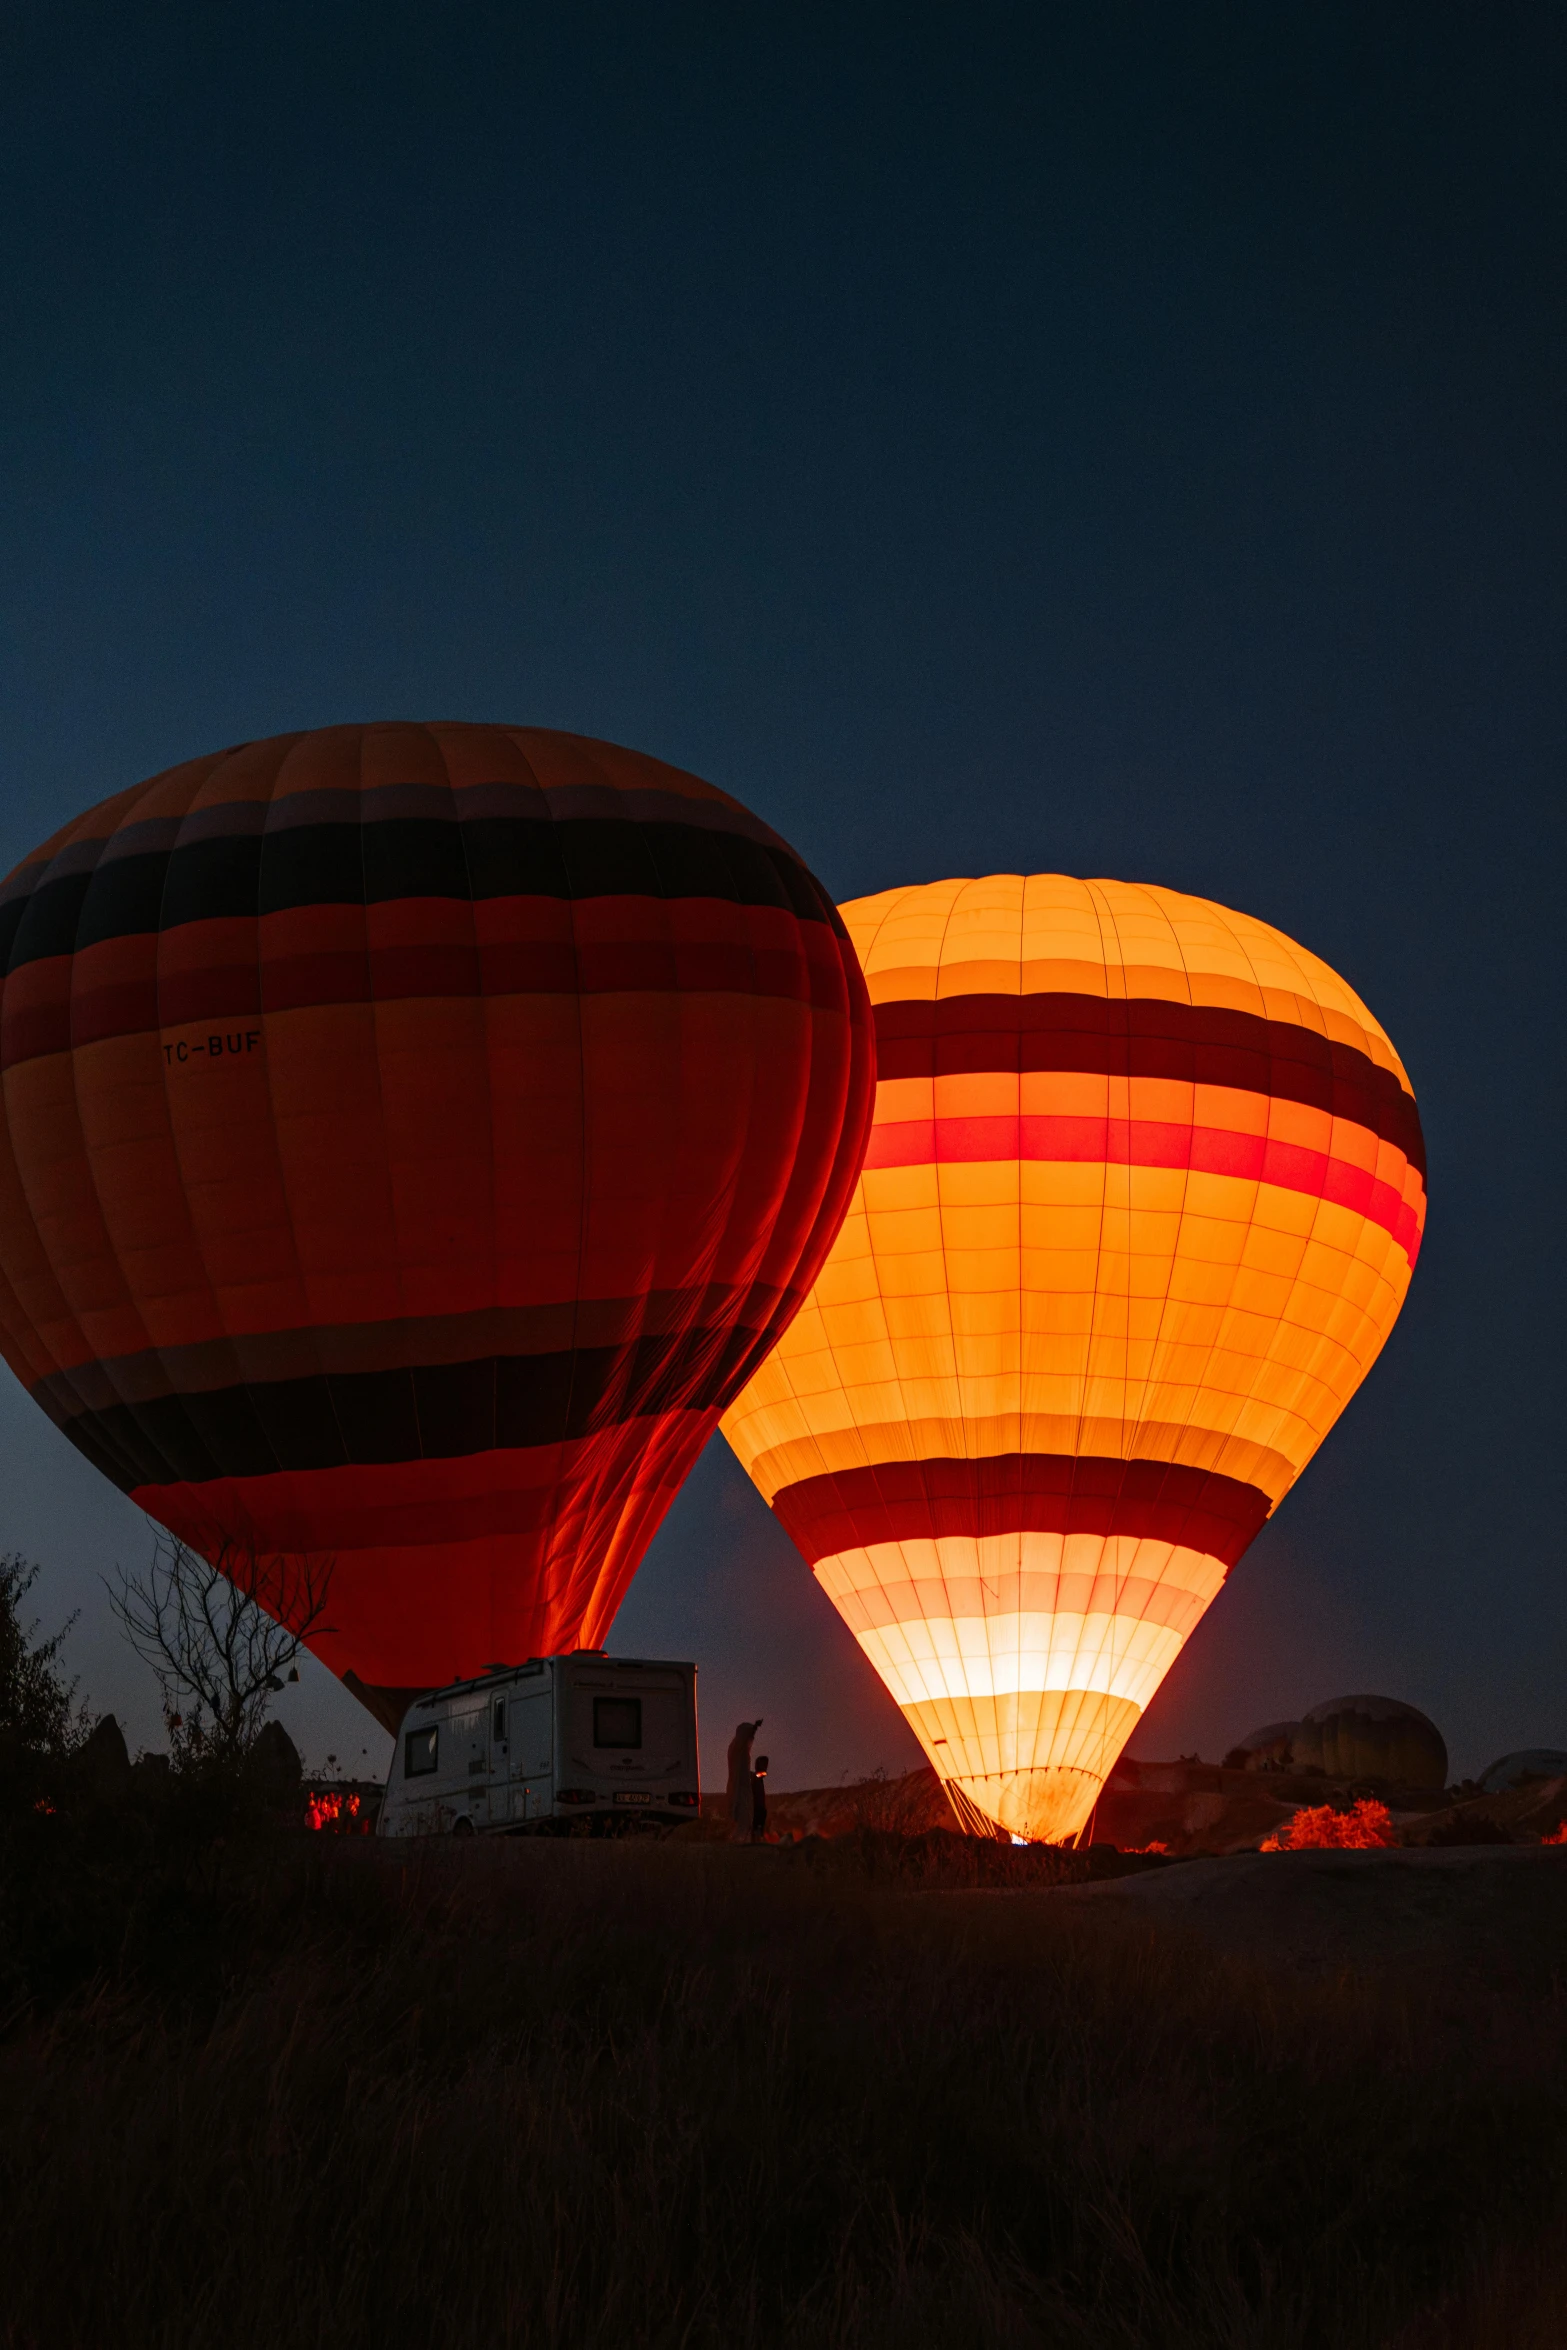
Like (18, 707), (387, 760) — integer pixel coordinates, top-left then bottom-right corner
(613, 1791), (654, 1805)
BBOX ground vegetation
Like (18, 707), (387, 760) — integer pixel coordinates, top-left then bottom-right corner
(1260, 1797), (1398, 1850)
(0, 1553), (87, 1761)
(2, 1813), (1566, 2348)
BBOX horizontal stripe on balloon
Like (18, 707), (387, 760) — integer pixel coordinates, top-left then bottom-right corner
(737, 1416), (1302, 1513)
(902, 1687), (1143, 1744)
(874, 992), (1425, 1178)
(0, 764), (796, 888)
(0, 815), (835, 973)
(0, 931), (849, 1068)
(861, 1109), (1423, 1266)
(822, 1567), (1218, 1642)
(873, 1624), (1183, 1713)
(47, 1320), (788, 1496)
(28, 1286), (791, 1416)
(128, 1429), (713, 1557)
(771, 1454), (1272, 1571)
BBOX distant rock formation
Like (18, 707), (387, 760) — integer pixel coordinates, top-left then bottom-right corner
(244, 1720), (303, 1802)
(73, 1714), (131, 1804)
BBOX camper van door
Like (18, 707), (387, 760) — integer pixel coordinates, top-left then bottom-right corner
(486, 1688), (510, 1827)
(450, 1697), (488, 1828)
(510, 1685), (553, 1824)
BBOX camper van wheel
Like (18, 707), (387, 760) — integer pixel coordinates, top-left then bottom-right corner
(451, 1815), (475, 1838)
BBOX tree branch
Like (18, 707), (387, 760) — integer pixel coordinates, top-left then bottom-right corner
(107, 1526), (335, 1765)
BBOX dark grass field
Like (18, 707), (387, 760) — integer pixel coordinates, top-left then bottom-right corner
(3, 1824), (1566, 2349)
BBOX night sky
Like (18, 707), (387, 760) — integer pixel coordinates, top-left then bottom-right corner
(2, 6), (1562, 1790)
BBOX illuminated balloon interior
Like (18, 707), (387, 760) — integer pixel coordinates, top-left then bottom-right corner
(722, 875), (1425, 1842)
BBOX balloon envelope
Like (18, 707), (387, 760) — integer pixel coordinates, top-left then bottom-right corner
(722, 875), (1425, 1841)
(1480, 1751), (1567, 1795)
(1225, 1721), (1302, 1770)
(0, 724), (873, 1725)
(1293, 1695), (1447, 1788)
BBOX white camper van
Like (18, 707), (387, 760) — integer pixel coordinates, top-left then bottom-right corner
(377, 1653), (700, 1838)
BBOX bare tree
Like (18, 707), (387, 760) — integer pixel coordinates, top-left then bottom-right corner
(108, 1528), (333, 1766)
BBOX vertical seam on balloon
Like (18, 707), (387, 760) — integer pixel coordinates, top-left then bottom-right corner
(1122, 892), (1193, 1776)
(1105, 881), (1209, 1793)
(859, 880), (948, 1467)
(329, 736), (386, 1488)
(0, 840), (74, 1401)
(683, 822), (763, 1442)
(911, 878), (969, 1779)
(252, 735), (341, 1585)
(158, 745), (285, 1512)
(844, 884), (942, 1747)
(0, 847), (105, 1425)
(575, 787), (692, 1650)
(676, 819), (768, 1515)
(1099, 893), (1192, 1806)
(1063, 877), (1123, 1808)
(1005, 879), (1026, 1776)
(198, 741), (313, 1498)
(497, 736), (565, 1648)
(997, 874), (1025, 1769)
(547, 740), (596, 1650)
(608, 810), (777, 1628)
(1142, 896), (1293, 1738)
(1066, 878), (1115, 1476)
(540, 723), (690, 1663)
(14, 826), (134, 1455)
(76, 769), (195, 1497)
(571, 775), (685, 1647)
(1209, 897), (1320, 1522)
(441, 725), (499, 1665)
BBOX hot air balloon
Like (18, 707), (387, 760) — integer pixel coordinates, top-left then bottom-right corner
(1291, 1695), (1447, 1788)
(1480, 1751), (1567, 1795)
(0, 724), (873, 1729)
(1224, 1720), (1301, 1771)
(722, 876), (1426, 1842)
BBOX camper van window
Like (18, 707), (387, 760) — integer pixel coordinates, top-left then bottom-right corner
(406, 1726), (438, 1777)
(492, 1697), (506, 1742)
(594, 1697), (642, 1749)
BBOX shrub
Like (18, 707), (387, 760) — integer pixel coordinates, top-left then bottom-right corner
(1261, 1797), (1397, 1850)
(0, 1555), (84, 1759)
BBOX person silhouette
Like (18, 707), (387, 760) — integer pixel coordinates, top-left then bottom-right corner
(726, 1719), (762, 1843)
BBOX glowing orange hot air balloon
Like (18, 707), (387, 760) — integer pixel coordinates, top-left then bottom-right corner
(722, 876), (1425, 1842)
(0, 725), (873, 1729)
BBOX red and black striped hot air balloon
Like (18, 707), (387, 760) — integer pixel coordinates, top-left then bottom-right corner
(0, 725), (873, 1728)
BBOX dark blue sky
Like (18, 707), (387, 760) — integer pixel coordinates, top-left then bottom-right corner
(2, 5), (1562, 1787)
